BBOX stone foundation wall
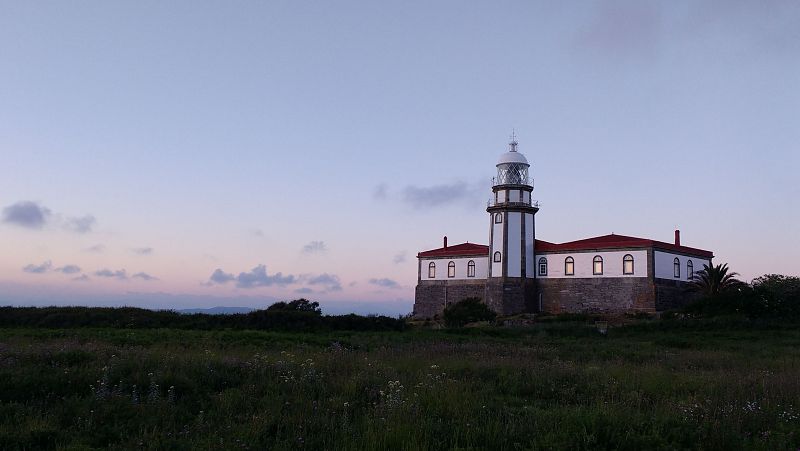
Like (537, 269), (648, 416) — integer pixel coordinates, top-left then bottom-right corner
(537, 277), (656, 313)
(413, 280), (486, 319)
(484, 278), (535, 316)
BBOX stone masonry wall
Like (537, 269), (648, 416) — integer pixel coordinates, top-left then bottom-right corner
(537, 277), (656, 314)
(484, 278), (535, 316)
(413, 280), (486, 319)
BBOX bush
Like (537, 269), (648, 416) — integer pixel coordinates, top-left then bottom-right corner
(443, 297), (496, 327)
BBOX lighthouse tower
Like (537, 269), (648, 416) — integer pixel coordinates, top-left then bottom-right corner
(485, 134), (539, 315)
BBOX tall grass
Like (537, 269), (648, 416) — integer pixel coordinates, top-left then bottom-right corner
(0, 324), (799, 449)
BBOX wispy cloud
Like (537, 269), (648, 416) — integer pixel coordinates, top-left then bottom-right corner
(64, 215), (96, 234)
(294, 287), (314, 294)
(392, 252), (407, 264)
(72, 274), (90, 282)
(95, 269), (128, 280)
(206, 265), (297, 289)
(402, 181), (483, 210)
(2, 201), (51, 229)
(56, 264), (82, 274)
(132, 272), (158, 281)
(23, 261), (53, 274)
(132, 247), (154, 256)
(84, 244), (105, 253)
(302, 241), (327, 254)
(369, 278), (401, 289)
(305, 273), (342, 292)
(373, 183), (388, 200)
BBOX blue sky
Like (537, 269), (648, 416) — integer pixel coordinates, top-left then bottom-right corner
(1, 1), (798, 315)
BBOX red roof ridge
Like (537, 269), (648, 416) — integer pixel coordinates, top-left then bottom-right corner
(417, 242), (489, 258)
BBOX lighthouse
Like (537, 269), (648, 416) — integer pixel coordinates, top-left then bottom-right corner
(484, 134), (539, 314)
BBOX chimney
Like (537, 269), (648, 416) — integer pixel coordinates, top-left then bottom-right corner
(443, 236), (448, 248)
(674, 229), (681, 247)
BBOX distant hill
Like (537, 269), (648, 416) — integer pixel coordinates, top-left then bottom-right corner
(177, 306), (255, 315)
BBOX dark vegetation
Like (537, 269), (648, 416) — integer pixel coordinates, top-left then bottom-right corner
(442, 297), (496, 327)
(680, 267), (800, 320)
(0, 299), (406, 332)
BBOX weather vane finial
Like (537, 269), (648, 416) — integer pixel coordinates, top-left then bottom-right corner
(509, 129), (518, 152)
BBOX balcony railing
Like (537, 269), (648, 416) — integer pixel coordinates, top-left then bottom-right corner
(487, 199), (540, 208)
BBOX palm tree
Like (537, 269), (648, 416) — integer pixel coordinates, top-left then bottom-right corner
(688, 263), (745, 296)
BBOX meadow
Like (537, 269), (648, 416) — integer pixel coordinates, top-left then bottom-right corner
(1, 319), (800, 450)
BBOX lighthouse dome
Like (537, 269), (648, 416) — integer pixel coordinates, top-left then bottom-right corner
(496, 150), (529, 166)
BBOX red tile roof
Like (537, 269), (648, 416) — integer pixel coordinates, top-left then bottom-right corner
(417, 234), (713, 259)
(535, 234), (713, 258)
(417, 242), (490, 258)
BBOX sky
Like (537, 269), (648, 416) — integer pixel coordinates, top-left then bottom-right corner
(1, 1), (798, 315)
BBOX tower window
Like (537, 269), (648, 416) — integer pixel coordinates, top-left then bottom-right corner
(593, 256), (603, 275)
(673, 257), (680, 278)
(428, 262), (435, 278)
(687, 260), (693, 280)
(538, 257), (547, 276)
(493, 251), (502, 263)
(495, 213), (503, 224)
(467, 260), (476, 277)
(448, 261), (456, 278)
(565, 256), (574, 276)
(623, 254), (634, 275)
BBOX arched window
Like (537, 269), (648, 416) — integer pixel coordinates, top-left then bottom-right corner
(538, 257), (548, 276)
(447, 261), (456, 278)
(494, 213), (503, 224)
(673, 257), (681, 278)
(467, 260), (476, 277)
(593, 255), (603, 275)
(623, 254), (634, 275)
(428, 262), (435, 278)
(564, 256), (574, 276)
(493, 251), (502, 263)
(687, 260), (694, 280)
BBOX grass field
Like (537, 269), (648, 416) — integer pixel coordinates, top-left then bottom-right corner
(1, 320), (799, 450)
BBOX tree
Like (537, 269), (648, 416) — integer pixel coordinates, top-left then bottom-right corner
(266, 298), (322, 315)
(443, 297), (496, 327)
(752, 274), (800, 317)
(688, 263), (745, 296)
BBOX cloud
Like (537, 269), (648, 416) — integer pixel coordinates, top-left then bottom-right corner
(305, 273), (342, 292)
(392, 252), (407, 264)
(236, 265), (295, 289)
(64, 215), (96, 234)
(95, 269), (128, 280)
(132, 272), (158, 281)
(2, 201), (51, 229)
(206, 265), (296, 289)
(369, 278), (401, 289)
(72, 274), (90, 282)
(84, 244), (105, 253)
(302, 241), (327, 254)
(251, 229), (265, 238)
(56, 264), (82, 274)
(23, 261), (53, 274)
(132, 247), (154, 255)
(572, 2), (662, 62)
(373, 183), (388, 200)
(294, 287), (314, 294)
(402, 181), (483, 210)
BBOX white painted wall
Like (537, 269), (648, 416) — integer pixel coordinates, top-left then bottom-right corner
(654, 251), (710, 281)
(419, 257), (489, 280)
(491, 217), (503, 276)
(535, 250), (648, 278)
(497, 190), (506, 203)
(524, 213), (534, 278)
(507, 212), (521, 277)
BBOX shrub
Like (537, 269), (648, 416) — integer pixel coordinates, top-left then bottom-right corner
(443, 297), (496, 327)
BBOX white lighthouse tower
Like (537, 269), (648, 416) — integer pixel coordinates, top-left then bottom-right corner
(485, 134), (539, 314)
